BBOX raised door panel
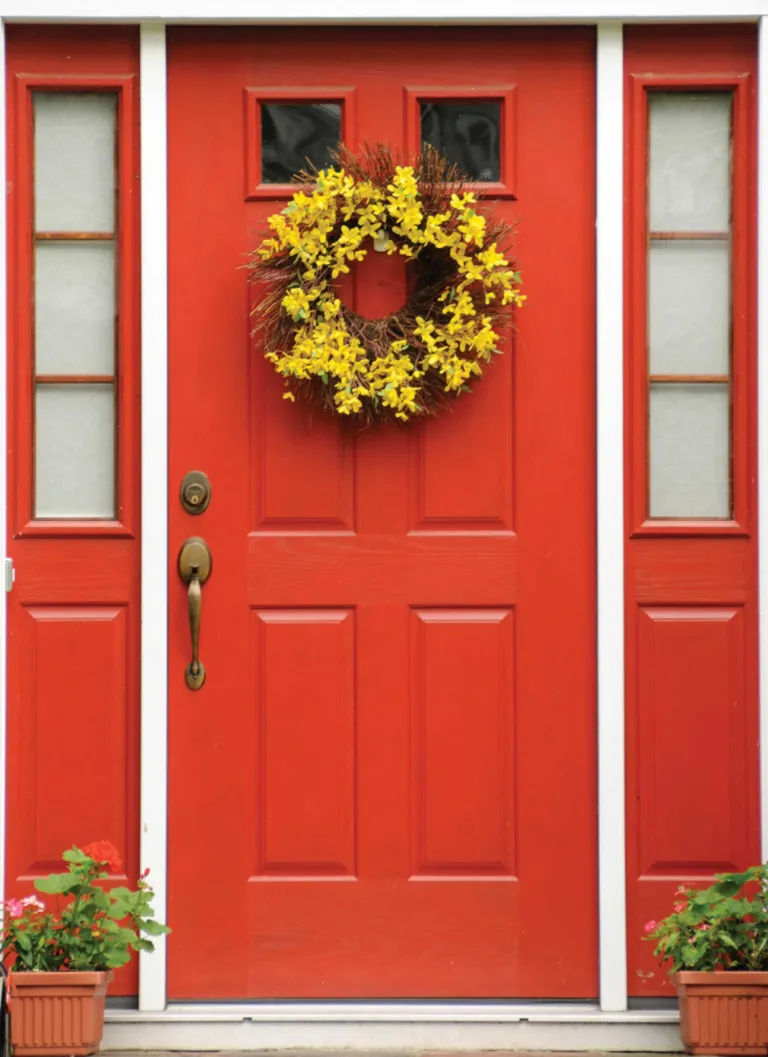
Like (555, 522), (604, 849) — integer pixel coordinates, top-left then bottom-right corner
(11, 605), (130, 876)
(410, 608), (516, 878)
(250, 609), (356, 878)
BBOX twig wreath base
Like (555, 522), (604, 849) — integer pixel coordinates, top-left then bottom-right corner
(248, 144), (525, 423)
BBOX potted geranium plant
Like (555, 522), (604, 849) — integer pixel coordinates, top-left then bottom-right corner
(1, 841), (169, 1056)
(645, 865), (768, 1055)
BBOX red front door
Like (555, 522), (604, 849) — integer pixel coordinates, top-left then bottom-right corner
(167, 27), (597, 1000)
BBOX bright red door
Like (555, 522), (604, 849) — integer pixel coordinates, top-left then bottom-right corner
(168, 27), (597, 999)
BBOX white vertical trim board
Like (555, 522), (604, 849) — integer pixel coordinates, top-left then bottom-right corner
(139, 21), (169, 1014)
(596, 20), (627, 1013)
(759, 16), (768, 863)
(0, 20), (8, 912)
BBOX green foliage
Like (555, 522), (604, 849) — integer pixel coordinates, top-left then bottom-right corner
(644, 865), (768, 973)
(2, 843), (170, 973)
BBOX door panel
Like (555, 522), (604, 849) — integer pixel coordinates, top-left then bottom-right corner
(168, 26), (597, 999)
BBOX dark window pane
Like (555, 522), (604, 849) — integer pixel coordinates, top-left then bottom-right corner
(261, 102), (341, 184)
(420, 100), (501, 182)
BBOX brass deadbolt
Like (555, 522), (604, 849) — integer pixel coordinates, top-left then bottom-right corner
(180, 470), (211, 515)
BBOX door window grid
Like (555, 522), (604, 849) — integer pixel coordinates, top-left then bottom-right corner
(646, 91), (733, 520)
(244, 88), (356, 200)
(419, 100), (502, 183)
(260, 101), (341, 185)
(32, 91), (118, 519)
(404, 87), (517, 199)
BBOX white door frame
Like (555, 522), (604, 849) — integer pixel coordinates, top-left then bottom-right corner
(0, 1), (763, 1023)
(139, 21), (169, 1014)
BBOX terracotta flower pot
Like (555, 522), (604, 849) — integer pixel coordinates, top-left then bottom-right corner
(8, 970), (113, 1056)
(675, 970), (768, 1055)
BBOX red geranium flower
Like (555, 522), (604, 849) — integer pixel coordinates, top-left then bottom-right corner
(83, 840), (122, 874)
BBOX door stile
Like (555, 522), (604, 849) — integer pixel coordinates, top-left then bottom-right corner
(139, 21), (169, 1014)
(595, 19), (627, 1014)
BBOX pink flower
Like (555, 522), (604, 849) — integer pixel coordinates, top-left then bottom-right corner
(644, 920), (658, 934)
(696, 923), (711, 932)
(20, 895), (44, 912)
(6, 899), (24, 919)
(674, 902), (686, 914)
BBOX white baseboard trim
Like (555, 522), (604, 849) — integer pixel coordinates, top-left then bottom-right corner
(102, 1004), (682, 1051)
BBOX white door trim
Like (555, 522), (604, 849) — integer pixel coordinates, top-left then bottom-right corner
(596, 19), (627, 1013)
(0, 1), (763, 20)
(139, 20), (169, 1014)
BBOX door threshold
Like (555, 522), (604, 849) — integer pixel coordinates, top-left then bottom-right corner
(103, 1004), (681, 1052)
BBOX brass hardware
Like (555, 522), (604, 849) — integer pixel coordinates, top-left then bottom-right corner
(178, 536), (212, 690)
(180, 470), (211, 515)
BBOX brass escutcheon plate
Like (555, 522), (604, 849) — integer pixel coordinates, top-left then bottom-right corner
(180, 470), (211, 515)
(178, 536), (212, 584)
(185, 662), (206, 691)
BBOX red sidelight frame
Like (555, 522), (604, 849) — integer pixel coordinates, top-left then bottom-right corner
(626, 71), (754, 538)
(623, 25), (759, 998)
(243, 86), (357, 200)
(9, 72), (139, 539)
(404, 85), (517, 198)
(5, 26), (142, 998)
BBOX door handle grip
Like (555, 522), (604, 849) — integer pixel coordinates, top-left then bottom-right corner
(187, 572), (203, 687)
(178, 537), (212, 691)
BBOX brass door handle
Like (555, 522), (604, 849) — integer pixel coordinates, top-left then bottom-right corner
(178, 537), (212, 690)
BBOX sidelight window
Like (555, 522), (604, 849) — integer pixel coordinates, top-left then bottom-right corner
(32, 92), (118, 519)
(646, 91), (733, 520)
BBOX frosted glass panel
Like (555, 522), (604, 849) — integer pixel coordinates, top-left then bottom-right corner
(649, 241), (730, 374)
(35, 384), (115, 518)
(650, 384), (730, 518)
(34, 93), (116, 233)
(649, 93), (731, 233)
(35, 242), (115, 375)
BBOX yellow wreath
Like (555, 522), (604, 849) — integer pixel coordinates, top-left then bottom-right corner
(249, 146), (525, 423)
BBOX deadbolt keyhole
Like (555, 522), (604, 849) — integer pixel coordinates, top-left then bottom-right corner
(180, 470), (211, 515)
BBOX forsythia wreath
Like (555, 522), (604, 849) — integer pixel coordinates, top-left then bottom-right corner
(248, 145), (525, 423)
